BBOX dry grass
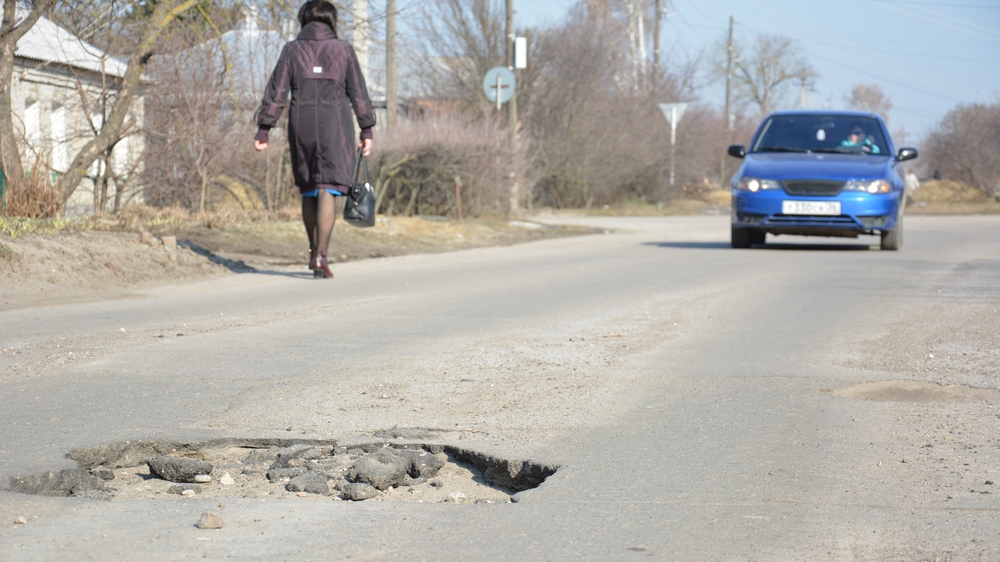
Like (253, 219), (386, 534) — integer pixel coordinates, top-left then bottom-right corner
(1, 163), (63, 219)
(908, 180), (1000, 215)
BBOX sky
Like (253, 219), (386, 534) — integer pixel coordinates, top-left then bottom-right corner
(509, 0), (1000, 144)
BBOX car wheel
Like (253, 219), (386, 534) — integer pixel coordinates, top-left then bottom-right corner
(731, 226), (751, 249)
(880, 217), (903, 251)
(750, 229), (766, 245)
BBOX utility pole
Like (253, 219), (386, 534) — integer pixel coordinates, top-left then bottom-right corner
(653, 0), (662, 81)
(385, 0), (397, 129)
(724, 16), (734, 132)
(721, 15), (735, 186)
(505, 0), (516, 141)
(505, 0), (519, 212)
(799, 76), (806, 108)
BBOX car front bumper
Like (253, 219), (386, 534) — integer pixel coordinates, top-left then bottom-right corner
(732, 190), (901, 237)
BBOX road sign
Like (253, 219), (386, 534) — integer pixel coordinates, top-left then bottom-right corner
(659, 103), (688, 126)
(659, 103), (690, 188)
(483, 66), (516, 110)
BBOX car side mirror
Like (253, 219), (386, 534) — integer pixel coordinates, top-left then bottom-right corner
(897, 147), (918, 162)
(728, 145), (746, 159)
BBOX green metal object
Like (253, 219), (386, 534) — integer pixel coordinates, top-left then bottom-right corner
(0, 169), (6, 214)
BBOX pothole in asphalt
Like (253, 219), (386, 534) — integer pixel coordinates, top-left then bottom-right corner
(830, 380), (1000, 402)
(6, 435), (558, 504)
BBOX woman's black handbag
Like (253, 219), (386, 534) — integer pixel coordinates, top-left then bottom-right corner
(343, 148), (376, 228)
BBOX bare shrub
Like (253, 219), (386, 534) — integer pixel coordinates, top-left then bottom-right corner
(141, 7), (294, 216)
(371, 116), (527, 218)
(1, 161), (63, 218)
(525, 3), (713, 207)
(526, 4), (641, 208)
(923, 102), (1000, 195)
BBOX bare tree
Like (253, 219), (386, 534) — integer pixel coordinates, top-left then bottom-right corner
(524, 1), (716, 207)
(620, 0), (648, 92)
(142, 4), (292, 214)
(409, 0), (506, 115)
(721, 33), (816, 116)
(0, 0), (59, 198)
(924, 101), (1000, 194)
(846, 83), (892, 121)
(54, 0), (203, 205)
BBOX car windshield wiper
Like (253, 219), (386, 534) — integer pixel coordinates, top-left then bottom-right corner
(755, 146), (810, 153)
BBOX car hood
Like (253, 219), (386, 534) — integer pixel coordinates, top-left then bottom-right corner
(741, 153), (891, 181)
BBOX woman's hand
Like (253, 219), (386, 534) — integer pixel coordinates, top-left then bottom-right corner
(359, 138), (372, 156)
(254, 140), (267, 152)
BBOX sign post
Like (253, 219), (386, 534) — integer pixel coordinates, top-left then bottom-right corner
(659, 102), (688, 188)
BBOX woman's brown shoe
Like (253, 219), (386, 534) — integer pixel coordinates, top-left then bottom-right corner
(312, 252), (333, 279)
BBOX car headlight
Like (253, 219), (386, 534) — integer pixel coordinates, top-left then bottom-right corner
(844, 179), (891, 194)
(736, 177), (781, 192)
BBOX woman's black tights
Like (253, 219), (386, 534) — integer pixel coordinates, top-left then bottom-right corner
(301, 191), (336, 258)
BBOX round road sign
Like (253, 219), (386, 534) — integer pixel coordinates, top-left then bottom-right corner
(482, 66), (516, 104)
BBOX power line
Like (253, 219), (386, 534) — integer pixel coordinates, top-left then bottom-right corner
(804, 40), (1000, 63)
(732, 0), (984, 99)
(897, 1), (1000, 7)
(807, 49), (967, 104)
(865, 0), (1000, 42)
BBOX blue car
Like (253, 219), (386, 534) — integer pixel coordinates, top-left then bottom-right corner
(727, 110), (918, 250)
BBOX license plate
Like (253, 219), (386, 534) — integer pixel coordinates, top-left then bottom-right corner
(782, 200), (841, 215)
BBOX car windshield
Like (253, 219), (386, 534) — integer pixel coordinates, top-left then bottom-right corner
(751, 115), (887, 156)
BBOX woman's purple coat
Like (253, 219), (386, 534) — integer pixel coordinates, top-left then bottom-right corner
(257, 22), (376, 191)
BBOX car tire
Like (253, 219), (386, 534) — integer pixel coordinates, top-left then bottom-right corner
(880, 217), (903, 251)
(731, 226), (751, 249)
(750, 229), (766, 245)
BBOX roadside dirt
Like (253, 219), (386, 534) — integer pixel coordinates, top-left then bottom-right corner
(0, 215), (591, 311)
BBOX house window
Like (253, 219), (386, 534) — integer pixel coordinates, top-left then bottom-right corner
(51, 104), (68, 172)
(24, 99), (42, 157)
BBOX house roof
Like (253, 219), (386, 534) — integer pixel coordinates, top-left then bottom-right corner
(14, 14), (129, 78)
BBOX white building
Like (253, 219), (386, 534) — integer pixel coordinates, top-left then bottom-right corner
(12, 15), (144, 215)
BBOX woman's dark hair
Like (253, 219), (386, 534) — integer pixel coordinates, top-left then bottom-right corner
(298, 0), (338, 36)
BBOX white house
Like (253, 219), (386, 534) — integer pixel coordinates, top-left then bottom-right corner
(12, 14), (144, 215)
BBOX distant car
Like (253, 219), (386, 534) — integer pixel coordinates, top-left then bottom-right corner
(727, 110), (918, 250)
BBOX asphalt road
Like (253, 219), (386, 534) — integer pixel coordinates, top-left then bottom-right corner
(1, 215), (998, 560)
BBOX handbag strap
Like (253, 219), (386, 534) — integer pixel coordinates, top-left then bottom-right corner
(350, 146), (372, 187)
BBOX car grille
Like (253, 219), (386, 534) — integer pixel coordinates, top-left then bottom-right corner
(764, 215), (857, 227)
(781, 180), (844, 196)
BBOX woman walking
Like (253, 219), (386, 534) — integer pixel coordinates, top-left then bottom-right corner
(254, 0), (375, 279)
